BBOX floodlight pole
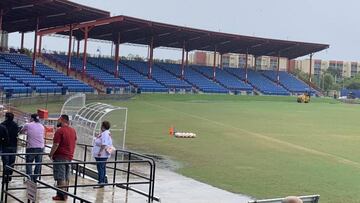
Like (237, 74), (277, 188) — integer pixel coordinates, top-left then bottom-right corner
(245, 51), (249, 83)
(82, 26), (89, 79)
(213, 46), (217, 80)
(76, 40), (80, 58)
(181, 41), (185, 80)
(148, 36), (154, 79)
(20, 33), (25, 50)
(277, 54), (280, 85)
(66, 24), (73, 76)
(32, 17), (40, 75)
(114, 33), (120, 78)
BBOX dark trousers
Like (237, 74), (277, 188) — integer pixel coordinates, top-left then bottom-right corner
(95, 157), (108, 184)
(2, 147), (17, 180)
(25, 148), (44, 181)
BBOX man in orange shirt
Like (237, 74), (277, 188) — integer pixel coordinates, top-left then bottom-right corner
(49, 115), (77, 201)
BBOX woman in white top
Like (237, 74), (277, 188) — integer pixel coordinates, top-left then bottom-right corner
(92, 121), (113, 188)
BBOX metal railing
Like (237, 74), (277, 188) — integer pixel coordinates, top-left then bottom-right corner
(0, 139), (159, 203)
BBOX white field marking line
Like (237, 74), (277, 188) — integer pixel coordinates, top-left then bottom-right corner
(142, 101), (360, 169)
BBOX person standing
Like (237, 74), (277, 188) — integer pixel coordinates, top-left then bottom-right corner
(92, 121), (113, 189)
(21, 114), (45, 181)
(49, 115), (77, 201)
(2, 112), (19, 183)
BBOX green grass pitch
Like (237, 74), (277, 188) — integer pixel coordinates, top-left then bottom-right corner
(19, 94), (360, 203)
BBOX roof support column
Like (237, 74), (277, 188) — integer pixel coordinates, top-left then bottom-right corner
(213, 47), (217, 80)
(277, 54), (280, 85)
(20, 33), (25, 50)
(148, 36), (154, 79)
(0, 9), (2, 31)
(0, 9), (3, 51)
(38, 35), (43, 56)
(287, 58), (290, 73)
(66, 24), (73, 76)
(181, 41), (185, 80)
(186, 51), (189, 67)
(220, 54), (223, 69)
(32, 17), (40, 75)
(254, 56), (257, 71)
(114, 33), (120, 78)
(76, 40), (80, 58)
(82, 26), (89, 79)
(309, 53), (313, 83)
(245, 52), (249, 83)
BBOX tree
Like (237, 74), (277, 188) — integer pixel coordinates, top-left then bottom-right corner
(321, 73), (334, 91)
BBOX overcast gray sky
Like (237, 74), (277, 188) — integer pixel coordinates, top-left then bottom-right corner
(8, 0), (360, 61)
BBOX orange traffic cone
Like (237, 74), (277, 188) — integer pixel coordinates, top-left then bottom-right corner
(169, 126), (175, 136)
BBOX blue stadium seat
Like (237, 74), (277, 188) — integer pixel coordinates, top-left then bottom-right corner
(49, 54), (130, 89)
(262, 70), (315, 94)
(192, 65), (253, 92)
(0, 53), (94, 94)
(159, 63), (229, 93)
(226, 68), (290, 95)
(87, 57), (168, 92)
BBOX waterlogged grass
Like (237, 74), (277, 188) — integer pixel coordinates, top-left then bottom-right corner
(18, 94), (360, 203)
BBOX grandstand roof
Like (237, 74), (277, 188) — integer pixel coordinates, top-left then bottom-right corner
(0, 0), (110, 33)
(48, 15), (329, 59)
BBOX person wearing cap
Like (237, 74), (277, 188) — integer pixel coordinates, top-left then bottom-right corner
(21, 113), (45, 181)
(49, 115), (77, 201)
(1, 112), (20, 183)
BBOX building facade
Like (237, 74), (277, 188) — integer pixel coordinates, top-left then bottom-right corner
(189, 51), (288, 71)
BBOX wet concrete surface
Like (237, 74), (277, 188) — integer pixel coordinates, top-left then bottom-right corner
(4, 146), (252, 203)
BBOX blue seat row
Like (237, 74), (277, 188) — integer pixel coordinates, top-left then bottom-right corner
(261, 70), (314, 94)
(226, 68), (290, 95)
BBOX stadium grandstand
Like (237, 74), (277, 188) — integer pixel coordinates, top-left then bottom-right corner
(0, 0), (331, 202)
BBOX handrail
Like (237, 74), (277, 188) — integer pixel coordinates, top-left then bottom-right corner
(0, 141), (159, 202)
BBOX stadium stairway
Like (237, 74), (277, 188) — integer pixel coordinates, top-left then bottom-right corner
(190, 65), (253, 94)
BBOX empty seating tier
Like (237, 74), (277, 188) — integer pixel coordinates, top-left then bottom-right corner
(226, 68), (290, 95)
(193, 65), (253, 92)
(262, 70), (314, 94)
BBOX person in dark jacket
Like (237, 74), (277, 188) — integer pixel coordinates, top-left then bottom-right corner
(2, 112), (20, 182)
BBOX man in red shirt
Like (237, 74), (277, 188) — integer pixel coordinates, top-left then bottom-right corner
(49, 115), (77, 201)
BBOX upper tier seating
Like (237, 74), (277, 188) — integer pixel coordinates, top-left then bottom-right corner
(262, 70), (314, 94)
(225, 68), (290, 95)
(192, 65), (253, 92)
